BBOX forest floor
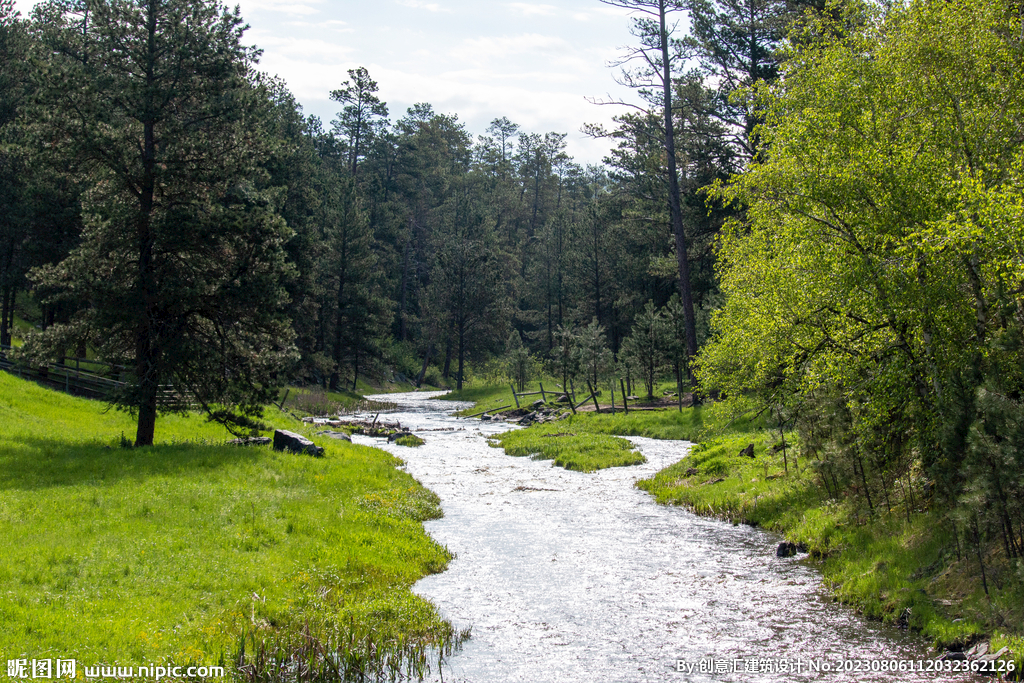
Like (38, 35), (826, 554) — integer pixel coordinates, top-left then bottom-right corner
(454, 381), (1023, 674)
(0, 372), (465, 679)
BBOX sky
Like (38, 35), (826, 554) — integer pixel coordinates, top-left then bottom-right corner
(14, 0), (658, 165)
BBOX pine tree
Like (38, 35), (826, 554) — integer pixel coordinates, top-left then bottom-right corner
(28, 0), (295, 445)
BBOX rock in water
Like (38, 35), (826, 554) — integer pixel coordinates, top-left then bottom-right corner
(273, 429), (324, 457)
(776, 541), (798, 557)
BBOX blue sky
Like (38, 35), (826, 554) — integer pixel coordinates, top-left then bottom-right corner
(17, 0), (659, 164)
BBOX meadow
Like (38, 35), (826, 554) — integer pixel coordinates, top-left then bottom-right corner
(0, 372), (464, 680)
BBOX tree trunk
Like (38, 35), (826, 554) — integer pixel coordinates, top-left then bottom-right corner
(659, 0), (698, 379)
(457, 316), (466, 390)
(416, 342), (433, 386)
(0, 285), (11, 347)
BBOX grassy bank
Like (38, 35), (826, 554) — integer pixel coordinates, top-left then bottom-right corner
(0, 372), (463, 679)
(636, 422), (1023, 672)
(491, 423), (646, 472)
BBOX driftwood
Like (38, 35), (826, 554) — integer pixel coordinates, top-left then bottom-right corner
(465, 405), (511, 418)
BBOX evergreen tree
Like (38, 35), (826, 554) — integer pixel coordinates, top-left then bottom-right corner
(621, 300), (667, 400)
(330, 66), (388, 179)
(27, 0), (295, 445)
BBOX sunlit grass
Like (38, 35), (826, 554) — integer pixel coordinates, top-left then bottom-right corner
(492, 422), (645, 472)
(0, 372), (460, 677)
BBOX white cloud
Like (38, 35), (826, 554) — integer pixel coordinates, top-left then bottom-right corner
(451, 33), (572, 62)
(507, 2), (558, 17)
(248, 31), (356, 64)
(396, 0), (451, 12)
(238, 0), (324, 16)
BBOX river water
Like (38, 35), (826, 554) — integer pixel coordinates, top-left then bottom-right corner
(352, 391), (971, 683)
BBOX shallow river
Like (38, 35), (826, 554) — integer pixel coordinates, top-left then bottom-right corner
(352, 392), (972, 683)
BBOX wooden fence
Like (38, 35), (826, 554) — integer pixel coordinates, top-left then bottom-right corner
(0, 345), (187, 407)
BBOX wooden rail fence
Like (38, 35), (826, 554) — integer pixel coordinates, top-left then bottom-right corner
(0, 345), (188, 407)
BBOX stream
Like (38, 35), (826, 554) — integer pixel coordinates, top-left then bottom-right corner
(351, 391), (973, 682)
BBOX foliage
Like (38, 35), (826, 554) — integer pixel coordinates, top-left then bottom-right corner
(699, 0), (1024, 602)
(394, 433), (425, 447)
(573, 318), (613, 392)
(620, 301), (667, 400)
(504, 329), (533, 393)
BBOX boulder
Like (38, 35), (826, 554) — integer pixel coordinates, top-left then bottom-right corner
(776, 541), (798, 558)
(388, 430), (412, 443)
(532, 399), (545, 409)
(739, 443), (755, 458)
(273, 429), (324, 457)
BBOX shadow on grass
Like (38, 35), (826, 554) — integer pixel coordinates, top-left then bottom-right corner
(0, 437), (269, 492)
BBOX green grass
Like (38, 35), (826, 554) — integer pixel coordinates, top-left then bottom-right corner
(0, 372), (462, 678)
(394, 434), (425, 447)
(491, 422), (646, 472)
(552, 407), (709, 440)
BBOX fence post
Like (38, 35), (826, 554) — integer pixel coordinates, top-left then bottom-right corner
(587, 380), (600, 412)
(611, 383), (615, 415)
(510, 384), (520, 409)
(539, 383), (546, 402)
(619, 378), (628, 415)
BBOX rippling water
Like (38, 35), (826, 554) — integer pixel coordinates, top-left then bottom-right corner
(352, 392), (972, 683)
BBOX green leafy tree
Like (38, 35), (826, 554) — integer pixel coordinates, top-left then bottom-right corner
(550, 324), (580, 398)
(699, 0), (1024, 544)
(27, 0), (295, 445)
(662, 294), (690, 409)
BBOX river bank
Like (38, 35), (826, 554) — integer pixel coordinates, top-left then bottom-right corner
(448, 384), (1022, 677)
